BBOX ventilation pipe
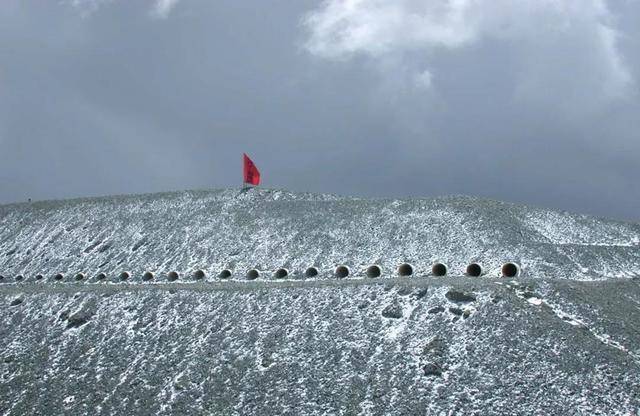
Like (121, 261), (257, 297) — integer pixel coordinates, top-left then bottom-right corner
(431, 263), (448, 277)
(74, 273), (85, 281)
(142, 271), (154, 281)
(35, 274), (44, 280)
(398, 263), (414, 277)
(54, 273), (64, 281)
(335, 265), (350, 278)
(366, 265), (382, 278)
(501, 262), (520, 278)
(274, 268), (289, 279)
(466, 263), (483, 277)
(96, 273), (107, 280)
(119, 271), (131, 281)
(219, 269), (232, 279)
(305, 267), (319, 277)
(246, 269), (260, 280)
(193, 269), (206, 279)
(167, 271), (179, 281)
(15, 274), (24, 281)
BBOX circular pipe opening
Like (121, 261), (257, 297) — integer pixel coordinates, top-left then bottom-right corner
(501, 262), (520, 278)
(193, 269), (206, 280)
(246, 269), (260, 280)
(219, 269), (232, 279)
(167, 271), (179, 281)
(15, 274), (24, 281)
(431, 263), (448, 277)
(466, 263), (483, 277)
(0, 275), (4, 281)
(398, 263), (414, 277)
(119, 271), (130, 281)
(35, 274), (44, 280)
(305, 267), (319, 277)
(96, 273), (107, 280)
(54, 273), (64, 281)
(366, 265), (382, 278)
(274, 268), (288, 279)
(142, 271), (154, 281)
(335, 265), (350, 278)
(74, 273), (85, 281)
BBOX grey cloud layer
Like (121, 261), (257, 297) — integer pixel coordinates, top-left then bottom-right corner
(0, 0), (638, 220)
(304, 0), (632, 110)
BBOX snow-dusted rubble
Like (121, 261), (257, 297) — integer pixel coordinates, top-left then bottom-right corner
(0, 188), (638, 280)
(0, 189), (639, 415)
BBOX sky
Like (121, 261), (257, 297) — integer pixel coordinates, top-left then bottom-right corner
(0, 0), (638, 220)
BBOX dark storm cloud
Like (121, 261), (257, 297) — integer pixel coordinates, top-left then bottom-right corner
(0, 1), (638, 220)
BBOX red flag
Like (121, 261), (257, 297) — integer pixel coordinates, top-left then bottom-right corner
(243, 153), (260, 186)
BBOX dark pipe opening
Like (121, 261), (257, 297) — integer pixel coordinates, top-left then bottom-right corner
(35, 274), (44, 280)
(119, 271), (130, 281)
(96, 273), (107, 280)
(305, 267), (319, 277)
(466, 263), (483, 277)
(219, 269), (232, 279)
(54, 273), (64, 281)
(193, 270), (206, 279)
(501, 262), (519, 278)
(15, 275), (24, 281)
(74, 273), (85, 281)
(398, 263), (413, 277)
(247, 269), (260, 280)
(167, 271), (179, 281)
(0, 275), (4, 281)
(274, 268), (288, 279)
(366, 265), (381, 278)
(142, 271), (154, 281)
(335, 265), (350, 278)
(432, 263), (447, 277)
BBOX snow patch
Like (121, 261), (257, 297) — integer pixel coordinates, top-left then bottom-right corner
(527, 297), (543, 306)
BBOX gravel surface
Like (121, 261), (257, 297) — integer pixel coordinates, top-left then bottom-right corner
(0, 189), (639, 415)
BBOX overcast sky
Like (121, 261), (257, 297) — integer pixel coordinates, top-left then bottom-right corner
(0, 1), (638, 220)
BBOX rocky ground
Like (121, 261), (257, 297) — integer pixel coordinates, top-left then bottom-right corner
(0, 189), (639, 415)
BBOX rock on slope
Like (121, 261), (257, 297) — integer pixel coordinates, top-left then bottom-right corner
(0, 189), (639, 415)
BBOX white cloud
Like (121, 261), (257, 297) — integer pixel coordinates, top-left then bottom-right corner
(303, 0), (632, 104)
(65, 0), (180, 19)
(65, 0), (113, 16)
(150, 0), (180, 19)
(414, 70), (432, 90)
(304, 0), (477, 57)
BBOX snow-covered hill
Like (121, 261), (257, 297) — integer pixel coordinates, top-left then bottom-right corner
(0, 188), (638, 281)
(1, 189), (639, 415)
